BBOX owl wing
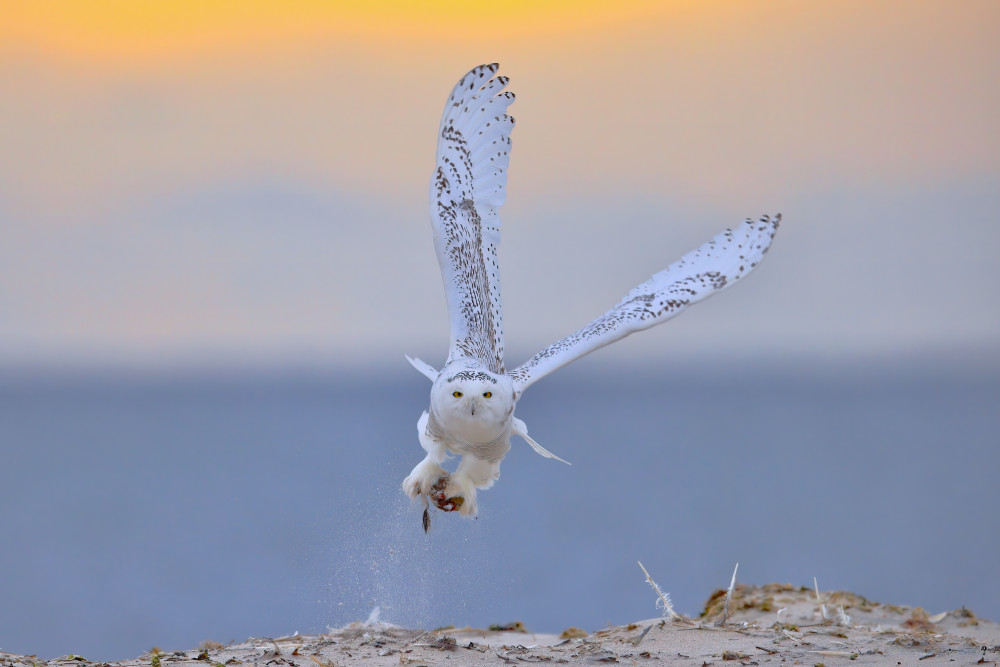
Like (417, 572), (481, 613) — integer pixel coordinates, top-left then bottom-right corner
(430, 63), (515, 374)
(509, 214), (780, 393)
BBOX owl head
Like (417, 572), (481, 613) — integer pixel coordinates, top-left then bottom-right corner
(430, 362), (515, 442)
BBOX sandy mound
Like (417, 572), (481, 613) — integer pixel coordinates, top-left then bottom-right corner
(4, 585), (997, 666)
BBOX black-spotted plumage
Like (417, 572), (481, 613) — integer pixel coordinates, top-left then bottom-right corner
(403, 64), (780, 525)
(431, 63), (513, 375)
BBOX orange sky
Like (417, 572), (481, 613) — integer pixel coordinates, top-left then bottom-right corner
(5, 1), (996, 209)
(1, 1), (998, 365)
(2, 1), (677, 65)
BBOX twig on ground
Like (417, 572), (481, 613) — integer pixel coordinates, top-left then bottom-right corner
(637, 561), (681, 619)
(630, 625), (653, 646)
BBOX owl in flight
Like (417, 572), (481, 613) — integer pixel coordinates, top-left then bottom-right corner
(403, 64), (779, 531)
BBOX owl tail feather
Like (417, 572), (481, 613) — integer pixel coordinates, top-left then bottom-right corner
(512, 418), (571, 465)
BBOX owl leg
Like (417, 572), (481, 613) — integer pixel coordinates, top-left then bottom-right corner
(442, 455), (501, 517)
(401, 412), (449, 501)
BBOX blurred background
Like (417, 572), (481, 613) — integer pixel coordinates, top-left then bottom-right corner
(1, 0), (998, 660)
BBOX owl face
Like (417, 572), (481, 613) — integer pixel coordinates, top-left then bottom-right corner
(430, 364), (515, 443)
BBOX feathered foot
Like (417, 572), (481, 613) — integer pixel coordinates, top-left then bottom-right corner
(415, 475), (472, 533)
(403, 461), (471, 532)
(441, 472), (478, 517)
(428, 475), (469, 513)
(402, 457), (447, 500)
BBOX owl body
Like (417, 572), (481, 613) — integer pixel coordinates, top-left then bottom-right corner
(403, 64), (779, 529)
(403, 359), (516, 518)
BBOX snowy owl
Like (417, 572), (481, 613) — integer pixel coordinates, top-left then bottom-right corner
(403, 64), (779, 530)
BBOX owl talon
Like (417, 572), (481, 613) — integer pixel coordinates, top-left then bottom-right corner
(435, 495), (465, 512)
(406, 458), (481, 519)
(430, 486), (464, 511)
(416, 474), (464, 511)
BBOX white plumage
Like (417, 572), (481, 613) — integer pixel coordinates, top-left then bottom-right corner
(402, 64), (779, 530)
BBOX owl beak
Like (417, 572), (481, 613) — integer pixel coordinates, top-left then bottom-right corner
(468, 398), (479, 416)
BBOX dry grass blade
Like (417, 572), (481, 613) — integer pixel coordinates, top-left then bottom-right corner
(811, 650), (858, 658)
(718, 562), (739, 626)
(814, 576), (829, 621)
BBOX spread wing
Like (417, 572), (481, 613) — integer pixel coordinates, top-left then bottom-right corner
(430, 63), (515, 373)
(509, 214), (781, 393)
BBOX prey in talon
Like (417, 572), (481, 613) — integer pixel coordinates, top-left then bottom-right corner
(402, 64), (779, 530)
(422, 475), (465, 532)
(429, 475), (465, 512)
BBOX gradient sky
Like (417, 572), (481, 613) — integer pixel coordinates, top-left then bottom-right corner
(1, 1), (997, 369)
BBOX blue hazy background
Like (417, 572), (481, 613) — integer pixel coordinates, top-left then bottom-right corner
(0, 363), (1000, 659)
(1, 0), (999, 660)
(1, 361), (998, 660)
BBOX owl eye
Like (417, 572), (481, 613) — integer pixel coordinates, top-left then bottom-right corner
(452, 391), (463, 398)
(482, 391), (492, 398)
